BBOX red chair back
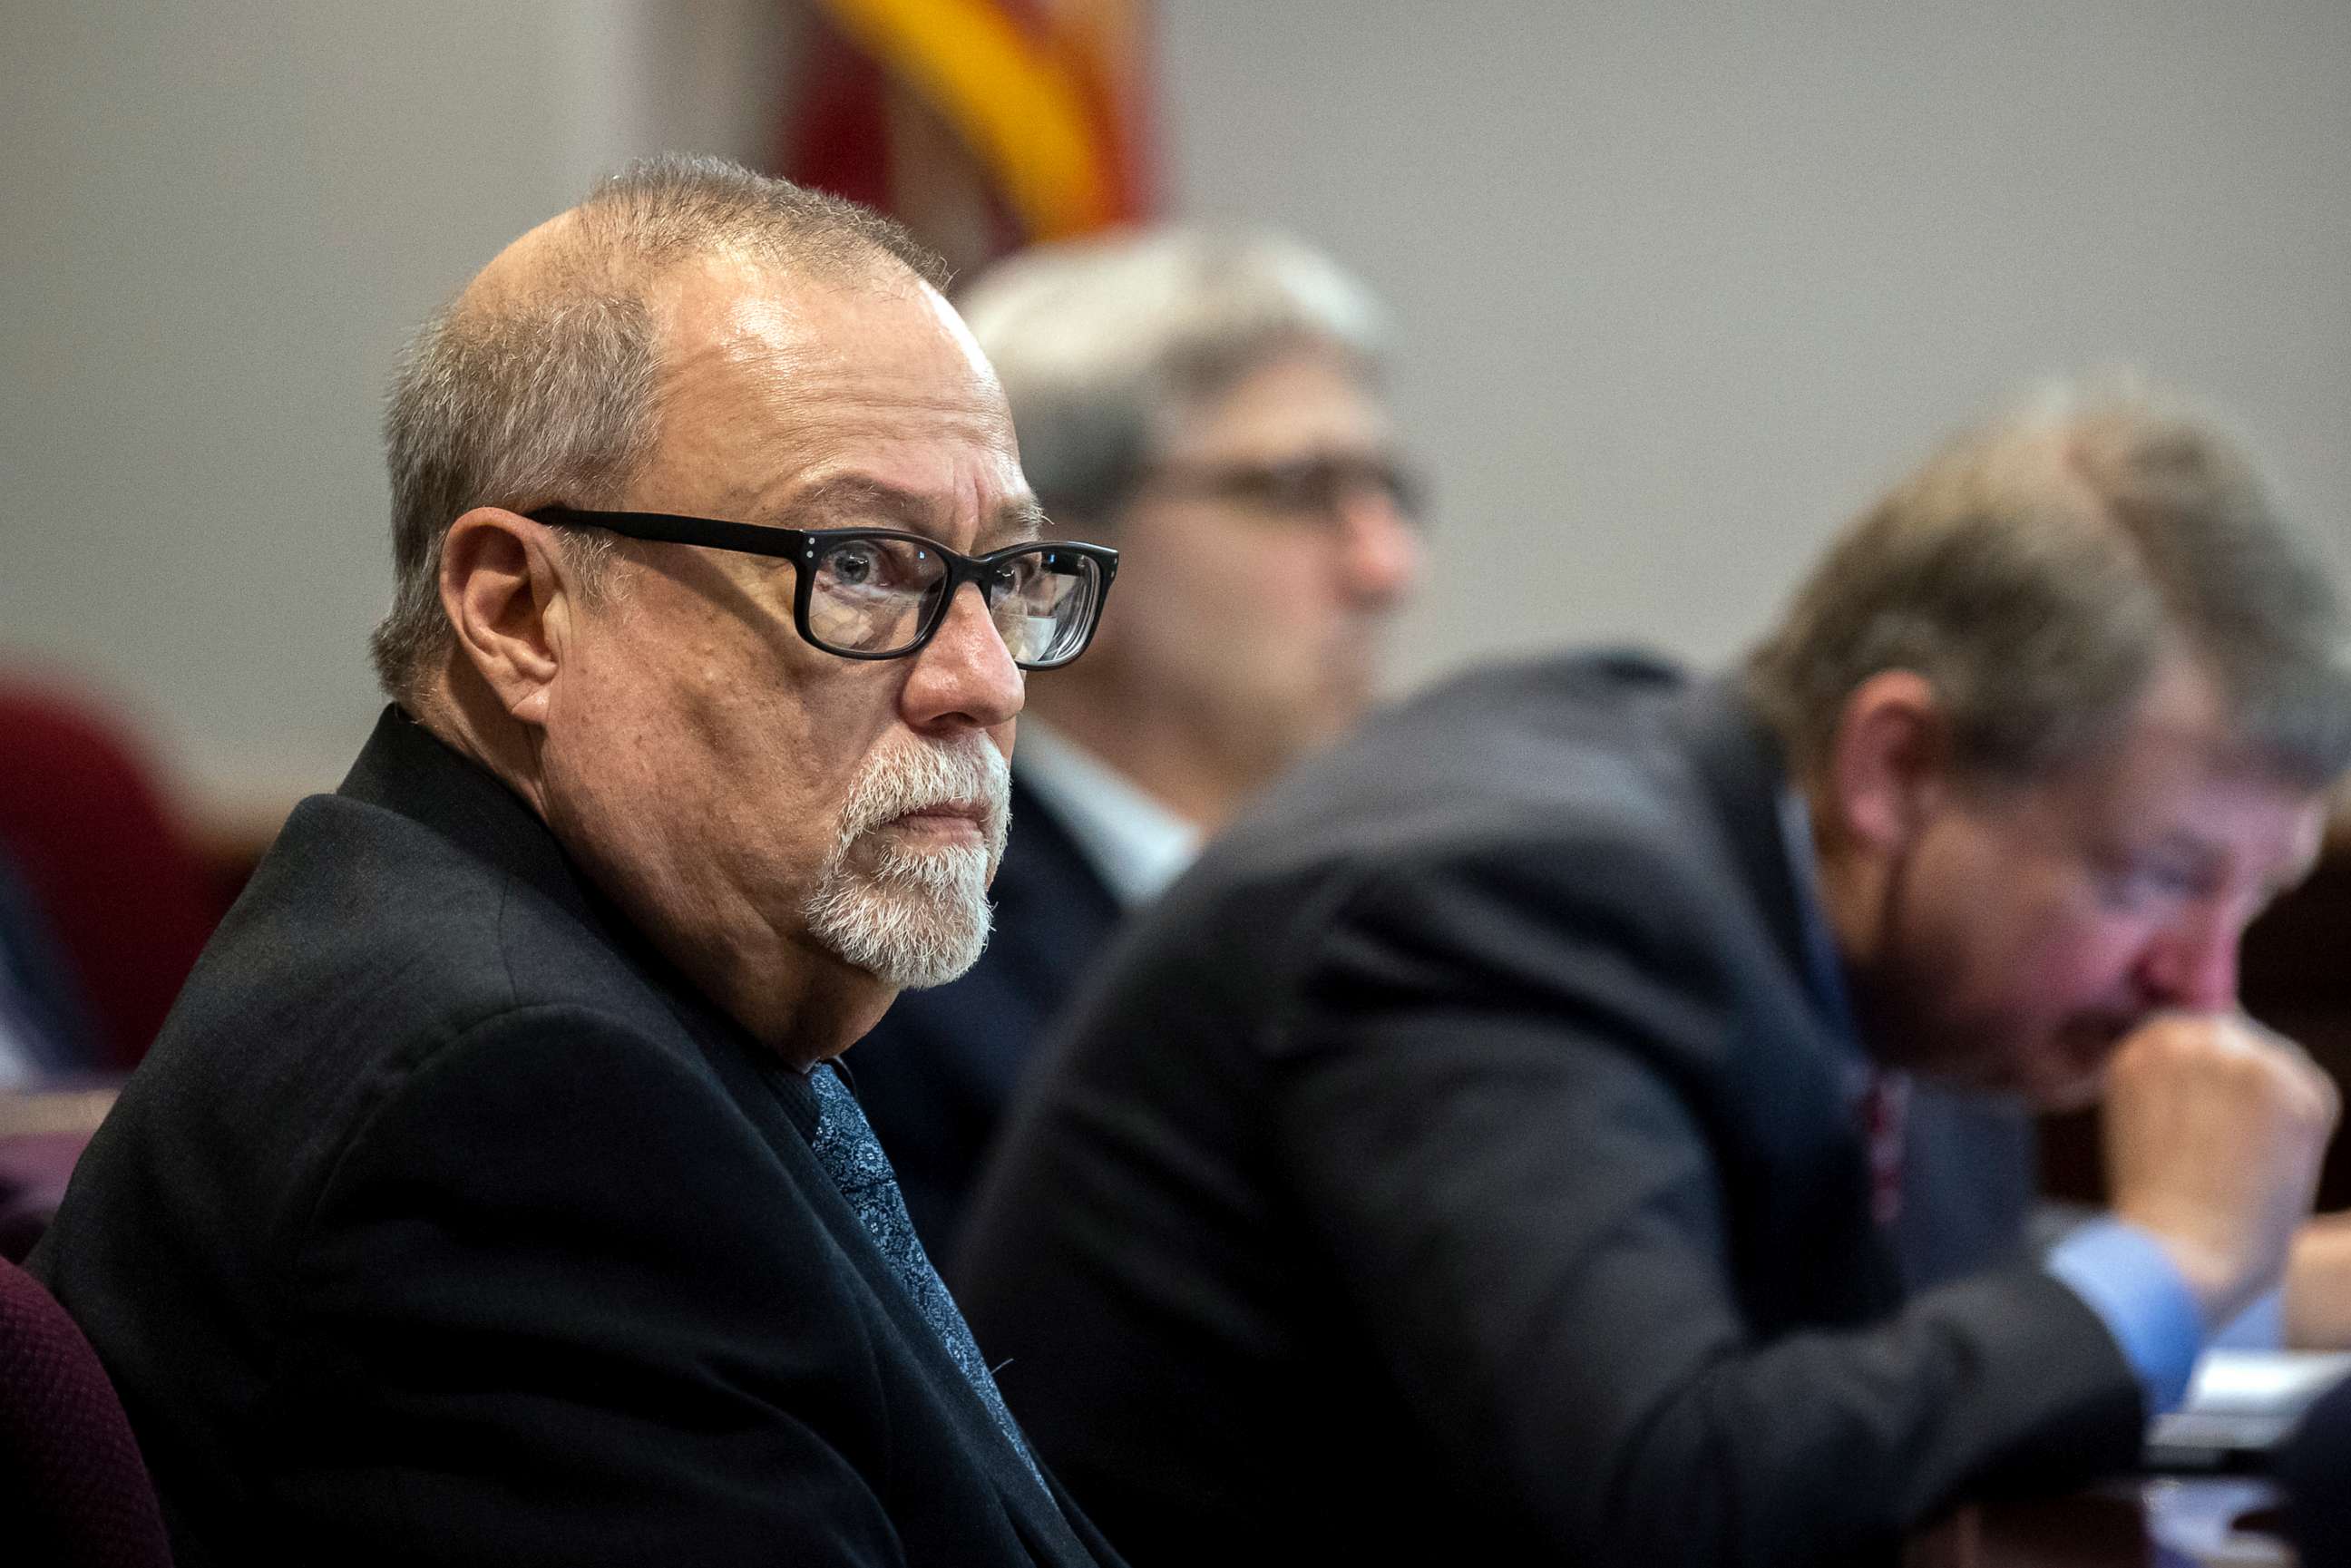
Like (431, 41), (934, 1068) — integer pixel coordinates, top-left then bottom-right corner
(0, 679), (225, 1070)
(0, 1256), (172, 1567)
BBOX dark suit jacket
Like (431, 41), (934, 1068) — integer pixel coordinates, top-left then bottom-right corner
(30, 709), (1122, 1568)
(850, 774), (1123, 1261)
(2285, 1371), (2351, 1566)
(958, 653), (2142, 1567)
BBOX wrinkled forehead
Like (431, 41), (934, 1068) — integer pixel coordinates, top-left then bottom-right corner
(632, 254), (1026, 530)
(1156, 337), (1388, 437)
(649, 254), (1007, 417)
(2019, 659), (2334, 870)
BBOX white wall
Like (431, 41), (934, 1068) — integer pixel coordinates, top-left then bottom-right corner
(5, 2), (2347, 813)
(1157, 2), (2351, 696)
(2, 0), (787, 812)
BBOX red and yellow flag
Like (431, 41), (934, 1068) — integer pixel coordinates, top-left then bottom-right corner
(779, 0), (1153, 273)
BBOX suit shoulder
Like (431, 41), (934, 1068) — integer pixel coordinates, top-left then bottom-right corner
(314, 999), (789, 1217)
(1205, 650), (1724, 917)
(192, 793), (678, 1045)
(92, 794), (710, 1255)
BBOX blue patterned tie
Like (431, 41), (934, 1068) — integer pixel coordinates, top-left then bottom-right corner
(807, 1063), (1049, 1494)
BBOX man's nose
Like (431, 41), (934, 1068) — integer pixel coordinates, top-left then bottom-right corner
(900, 582), (1024, 732)
(2140, 905), (2244, 1013)
(1333, 485), (1423, 609)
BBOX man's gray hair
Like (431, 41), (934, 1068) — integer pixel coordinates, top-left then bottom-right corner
(1745, 376), (2351, 789)
(954, 227), (1389, 530)
(368, 154), (945, 703)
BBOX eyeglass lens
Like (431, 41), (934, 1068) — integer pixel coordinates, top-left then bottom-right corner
(1158, 456), (1424, 522)
(805, 537), (1101, 665)
(1258, 456), (1421, 519)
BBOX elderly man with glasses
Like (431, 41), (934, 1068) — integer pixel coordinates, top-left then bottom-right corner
(849, 228), (1426, 1261)
(31, 158), (1125, 1568)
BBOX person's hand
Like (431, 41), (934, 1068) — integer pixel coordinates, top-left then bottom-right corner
(2102, 1012), (2340, 1330)
(2286, 1213), (2351, 1349)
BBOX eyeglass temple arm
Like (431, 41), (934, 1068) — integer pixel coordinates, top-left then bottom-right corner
(535, 508), (813, 562)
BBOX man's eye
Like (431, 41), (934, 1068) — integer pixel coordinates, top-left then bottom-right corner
(985, 557), (1039, 597)
(2104, 862), (2209, 908)
(823, 540), (924, 595)
(1258, 462), (1335, 511)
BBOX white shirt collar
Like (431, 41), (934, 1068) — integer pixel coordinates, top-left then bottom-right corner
(1013, 722), (1204, 908)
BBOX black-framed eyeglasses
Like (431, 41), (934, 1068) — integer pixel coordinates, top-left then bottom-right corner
(531, 507), (1118, 670)
(1138, 454), (1428, 526)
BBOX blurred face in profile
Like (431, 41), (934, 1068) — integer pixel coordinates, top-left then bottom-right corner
(1854, 657), (2327, 1111)
(1084, 346), (1424, 784)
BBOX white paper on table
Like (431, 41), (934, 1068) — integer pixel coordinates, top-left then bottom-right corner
(2182, 1350), (2351, 1417)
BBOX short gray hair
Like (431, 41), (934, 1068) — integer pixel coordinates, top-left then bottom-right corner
(369, 154), (945, 702)
(953, 227), (1389, 530)
(1745, 376), (2351, 789)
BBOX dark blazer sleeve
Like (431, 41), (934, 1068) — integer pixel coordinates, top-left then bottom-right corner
(268, 1007), (908, 1567)
(2283, 1369), (2351, 1566)
(1267, 848), (2142, 1567)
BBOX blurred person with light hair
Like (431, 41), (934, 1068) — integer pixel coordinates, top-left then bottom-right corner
(851, 227), (1426, 1258)
(958, 376), (2351, 1565)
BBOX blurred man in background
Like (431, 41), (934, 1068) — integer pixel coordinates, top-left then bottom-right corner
(850, 228), (1425, 1257)
(958, 380), (2351, 1564)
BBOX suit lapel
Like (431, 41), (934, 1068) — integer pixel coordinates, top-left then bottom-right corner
(994, 773), (1125, 981)
(1678, 679), (1905, 1316)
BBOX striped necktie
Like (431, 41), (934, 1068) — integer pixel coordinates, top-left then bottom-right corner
(1859, 1068), (1911, 1227)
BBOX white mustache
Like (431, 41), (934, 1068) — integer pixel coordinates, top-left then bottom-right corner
(834, 735), (1011, 867)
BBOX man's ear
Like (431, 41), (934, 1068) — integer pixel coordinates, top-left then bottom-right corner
(438, 508), (575, 728)
(1821, 669), (1951, 856)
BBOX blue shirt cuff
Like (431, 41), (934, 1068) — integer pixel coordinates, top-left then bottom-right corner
(2045, 1218), (2204, 1414)
(2212, 1289), (2284, 1350)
